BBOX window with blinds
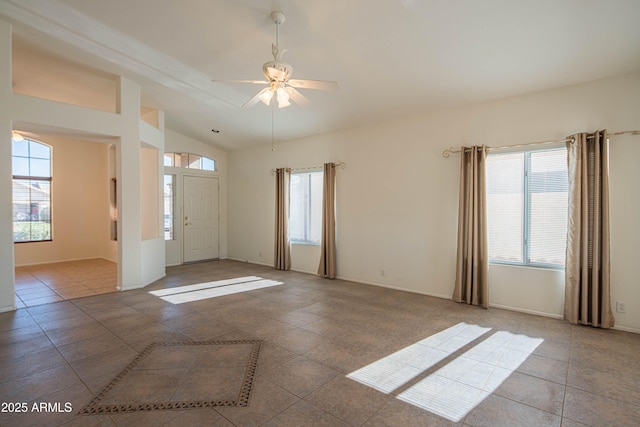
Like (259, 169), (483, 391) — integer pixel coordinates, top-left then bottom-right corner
(289, 171), (323, 245)
(486, 148), (568, 268)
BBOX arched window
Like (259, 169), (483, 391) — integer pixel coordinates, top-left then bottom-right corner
(12, 135), (52, 242)
(163, 153), (216, 171)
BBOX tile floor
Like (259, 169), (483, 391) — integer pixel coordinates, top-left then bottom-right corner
(14, 259), (117, 308)
(1, 259), (639, 426)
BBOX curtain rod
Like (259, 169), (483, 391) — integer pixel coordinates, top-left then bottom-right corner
(442, 130), (640, 158)
(270, 161), (346, 175)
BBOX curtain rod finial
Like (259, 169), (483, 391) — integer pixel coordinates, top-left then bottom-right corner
(443, 147), (458, 158)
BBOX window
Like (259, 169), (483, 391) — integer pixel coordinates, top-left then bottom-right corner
(289, 171), (323, 244)
(164, 175), (175, 240)
(110, 178), (117, 241)
(164, 152), (215, 171)
(12, 137), (52, 242)
(486, 148), (568, 268)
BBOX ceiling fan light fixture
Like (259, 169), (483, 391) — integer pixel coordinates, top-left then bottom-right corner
(277, 98), (290, 108)
(276, 87), (290, 108)
(259, 88), (274, 105)
(227, 10), (338, 110)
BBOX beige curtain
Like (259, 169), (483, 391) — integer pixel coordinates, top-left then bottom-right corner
(318, 163), (337, 278)
(453, 146), (489, 308)
(565, 130), (614, 328)
(274, 168), (291, 270)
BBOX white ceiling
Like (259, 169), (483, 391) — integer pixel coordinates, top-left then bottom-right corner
(2, 0), (640, 151)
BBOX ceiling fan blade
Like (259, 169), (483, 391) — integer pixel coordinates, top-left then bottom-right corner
(213, 79), (269, 85)
(287, 79), (339, 91)
(242, 87), (271, 108)
(286, 87), (311, 107)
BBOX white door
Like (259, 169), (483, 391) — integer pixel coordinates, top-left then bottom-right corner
(183, 176), (219, 262)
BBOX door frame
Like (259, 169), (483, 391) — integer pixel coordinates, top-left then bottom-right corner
(163, 169), (221, 266)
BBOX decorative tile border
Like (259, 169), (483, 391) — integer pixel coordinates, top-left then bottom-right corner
(80, 339), (263, 414)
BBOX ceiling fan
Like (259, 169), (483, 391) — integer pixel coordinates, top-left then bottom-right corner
(222, 11), (339, 109)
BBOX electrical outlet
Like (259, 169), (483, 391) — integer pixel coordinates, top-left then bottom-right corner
(380, 269), (385, 277)
(616, 301), (626, 313)
(259, 251), (262, 258)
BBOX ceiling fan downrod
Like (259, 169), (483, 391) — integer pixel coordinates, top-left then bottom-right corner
(271, 11), (286, 61)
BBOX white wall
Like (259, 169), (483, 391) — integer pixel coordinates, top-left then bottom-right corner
(228, 72), (640, 332)
(13, 135), (111, 266)
(0, 20), (15, 312)
(164, 129), (228, 266)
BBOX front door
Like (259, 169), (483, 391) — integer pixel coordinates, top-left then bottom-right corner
(183, 175), (219, 262)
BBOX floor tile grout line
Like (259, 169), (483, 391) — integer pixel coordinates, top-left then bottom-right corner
(560, 325), (576, 423)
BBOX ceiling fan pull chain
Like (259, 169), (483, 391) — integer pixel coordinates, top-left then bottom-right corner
(271, 104), (275, 151)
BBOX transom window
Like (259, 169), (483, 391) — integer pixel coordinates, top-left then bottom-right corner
(486, 148), (568, 268)
(12, 136), (52, 242)
(289, 171), (323, 245)
(164, 153), (215, 171)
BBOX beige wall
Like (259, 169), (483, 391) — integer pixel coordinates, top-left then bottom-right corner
(228, 72), (640, 332)
(140, 146), (160, 240)
(14, 135), (111, 266)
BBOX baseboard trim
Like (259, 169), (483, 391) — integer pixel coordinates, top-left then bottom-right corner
(335, 275), (452, 300)
(14, 256), (116, 268)
(488, 303), (563, 319)
(226, 257), (273, 268)
(612, 324), (640, 334)
(0, 304), (16, 313)
(118, 272), (166, 292)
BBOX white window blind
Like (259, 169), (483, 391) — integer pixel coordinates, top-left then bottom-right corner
(487, 152), (524, 263)
(486, 148), (568, 268)
(289, 171), (323, 244)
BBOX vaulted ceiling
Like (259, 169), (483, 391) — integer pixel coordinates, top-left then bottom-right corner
(2, 0), (640, 150)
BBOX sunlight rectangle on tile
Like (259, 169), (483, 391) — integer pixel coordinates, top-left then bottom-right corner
(149, 276), (263, 296)
(396, 330), (543, 422)
(156, 279), (283, 304)
(347, 323), (544, 422)
(347, 323), (491, 393)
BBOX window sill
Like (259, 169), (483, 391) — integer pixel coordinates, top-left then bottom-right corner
(490, 261), (564, 272)
(290, 241), (321, 247)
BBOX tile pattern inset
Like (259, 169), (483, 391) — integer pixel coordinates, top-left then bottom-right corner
(80, 340), (262, 414)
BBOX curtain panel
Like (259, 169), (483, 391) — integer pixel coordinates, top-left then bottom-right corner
(318, 163), (337, 278)
(274, 168), (291, 271)
(565, 130), (614, 328)
(453, 146), (489, 308)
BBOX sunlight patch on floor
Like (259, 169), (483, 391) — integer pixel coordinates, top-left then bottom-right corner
(149, 276), (283, 304)
(347, 323), (543, 422)
(347, 323), (491, 393)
